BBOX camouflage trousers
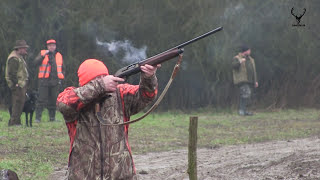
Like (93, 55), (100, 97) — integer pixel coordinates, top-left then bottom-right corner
(66, 170), (137, 180)
(8, 86), (27, 126)
(238, 83), (253, 115)
(239, 83), (253, 99)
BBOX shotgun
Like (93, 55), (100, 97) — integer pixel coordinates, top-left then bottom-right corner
(114, 26), (223, 78)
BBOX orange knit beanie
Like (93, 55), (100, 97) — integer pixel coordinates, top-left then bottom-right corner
(77, 59), (109, 86)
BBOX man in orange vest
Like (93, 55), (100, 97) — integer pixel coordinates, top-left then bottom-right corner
(34, 39), (65, 122)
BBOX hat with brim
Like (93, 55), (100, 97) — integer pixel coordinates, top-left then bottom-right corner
(14, 40), (29, 49)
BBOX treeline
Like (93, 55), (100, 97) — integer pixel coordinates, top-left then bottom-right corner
(0, 0), (319, 110)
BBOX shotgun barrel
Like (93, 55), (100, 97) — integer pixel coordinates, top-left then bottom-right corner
(114, 26), (223, 78)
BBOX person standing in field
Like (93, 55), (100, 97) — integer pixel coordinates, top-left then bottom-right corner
(5, 40), (29, 126)
(57, 59), (159, 179)
(232, 45), (258, 116)
(34, 39), (65, 122)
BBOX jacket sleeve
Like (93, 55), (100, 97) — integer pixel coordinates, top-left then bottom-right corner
(252, 58), (258, 83)
(232, 57), (240, 69)
(34, 52), (44, 66)
(118, 73), (158, 117)
(5, 57), (19, 88)
(56, 77), (107, 122)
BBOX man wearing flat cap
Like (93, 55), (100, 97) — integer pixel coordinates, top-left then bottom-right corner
(34, 39), (65, 122)
(5, 40), (29, 126)
(232, 45), (258, 116)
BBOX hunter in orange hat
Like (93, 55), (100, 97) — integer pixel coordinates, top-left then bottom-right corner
(34, 39), (65, 122)
(57, 59), (159, 179)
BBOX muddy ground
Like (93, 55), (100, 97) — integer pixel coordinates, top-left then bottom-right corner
(50, 137), (320, 180)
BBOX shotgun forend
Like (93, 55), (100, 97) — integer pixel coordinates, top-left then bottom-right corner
(114, 26), (223, 78)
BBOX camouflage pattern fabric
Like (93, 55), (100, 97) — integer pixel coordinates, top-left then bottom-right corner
(57, 74), (157, 180)
(239, 83), (252, 99)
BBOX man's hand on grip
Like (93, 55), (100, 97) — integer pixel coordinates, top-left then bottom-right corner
(102, 75), (125, 92)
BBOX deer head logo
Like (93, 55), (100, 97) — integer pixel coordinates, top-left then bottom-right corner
(291, 7), (306, 26)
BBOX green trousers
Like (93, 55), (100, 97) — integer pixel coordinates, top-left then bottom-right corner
(35, 84), (58, 121)
(8, 86), (26, 126)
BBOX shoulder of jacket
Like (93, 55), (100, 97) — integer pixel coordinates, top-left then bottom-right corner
(8, 56), (20, 63)
(8, 51), (19, 59)
(55, 52), (63, 59)
(234, 54), (241, 59)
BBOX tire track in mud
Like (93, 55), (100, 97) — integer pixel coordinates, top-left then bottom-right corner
(135, 137), (320, 180)
(49, 137), (320, 180)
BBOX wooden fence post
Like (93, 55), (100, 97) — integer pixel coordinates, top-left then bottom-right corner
(187, 116), (198, 180)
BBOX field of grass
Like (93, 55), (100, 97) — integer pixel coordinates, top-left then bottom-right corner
(1, 109), (320, 179)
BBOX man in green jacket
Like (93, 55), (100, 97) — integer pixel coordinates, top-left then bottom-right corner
(232, 45), (258, 116)
(5, 40), (29, 126)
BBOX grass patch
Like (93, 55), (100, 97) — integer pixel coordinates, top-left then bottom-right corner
(129, 109), (320, 153)
(0, 108), (320, 179)
(0, 110), (69, 180)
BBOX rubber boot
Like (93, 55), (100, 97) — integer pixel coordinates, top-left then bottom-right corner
(238, 97), (245, 116)
(49, 109), (56, 121)
(243, 98), (253, 116)
(35, 107), (43, 123)
(8, 118), (16, 126)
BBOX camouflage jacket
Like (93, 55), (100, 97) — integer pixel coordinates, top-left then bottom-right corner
(57, 74), (158, 180)
(232, 53), (257, 85)
(5, 50), (29, 88)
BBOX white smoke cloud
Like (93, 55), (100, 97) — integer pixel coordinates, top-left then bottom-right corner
(96, 38), (147, 63)
(223, 3), (244, 19)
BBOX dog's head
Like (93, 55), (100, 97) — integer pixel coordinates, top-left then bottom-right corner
(26, 90), (38, 104)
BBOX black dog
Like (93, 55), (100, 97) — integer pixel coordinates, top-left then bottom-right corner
(8, 91), (38, 127)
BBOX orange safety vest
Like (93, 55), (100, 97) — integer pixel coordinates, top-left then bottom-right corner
(38, 50), (64, 79)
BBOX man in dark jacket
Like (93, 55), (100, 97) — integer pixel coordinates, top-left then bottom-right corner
(232, 45), (258, 116)
(34, 39), (65, 122)
(5, 40), (29, 126)
(57, 59), (159, 179)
